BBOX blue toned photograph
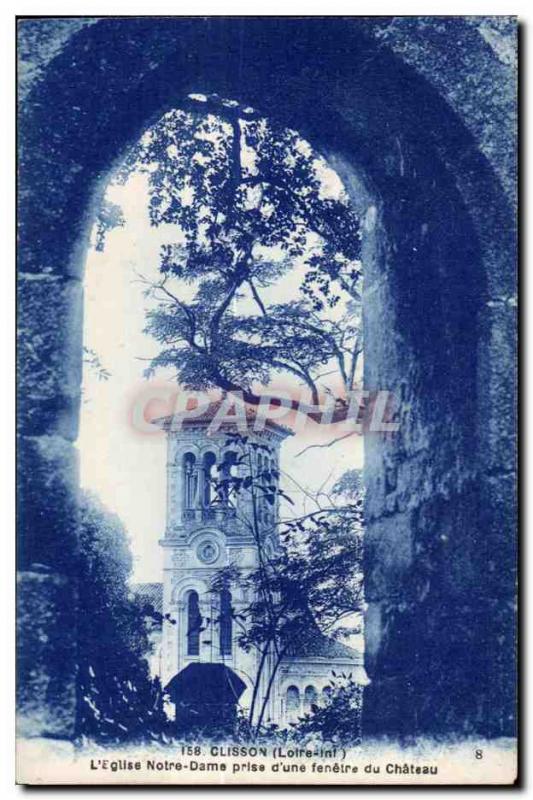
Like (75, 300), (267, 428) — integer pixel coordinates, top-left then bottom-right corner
(16, 16), (517, 785)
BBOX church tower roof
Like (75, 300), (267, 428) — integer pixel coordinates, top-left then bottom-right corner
(152, 396), (294, 440)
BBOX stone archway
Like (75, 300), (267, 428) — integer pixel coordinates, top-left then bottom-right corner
(17, 17), (516, 740)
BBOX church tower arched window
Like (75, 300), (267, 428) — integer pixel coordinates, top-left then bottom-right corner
(202, 452), (217, 507)
(220, 451), (238, 506)
(186, 590), (202, 656)
(183, 453), (198, 509)
(304, 684), (318, 711)
(219, 589), (233, 656)
(286, 685), (300, 713)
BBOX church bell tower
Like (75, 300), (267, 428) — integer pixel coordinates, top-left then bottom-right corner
(153, 397), (291, 707)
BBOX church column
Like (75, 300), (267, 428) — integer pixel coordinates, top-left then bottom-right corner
(199, 595), (213, 661)
(171, 599), (185, 679)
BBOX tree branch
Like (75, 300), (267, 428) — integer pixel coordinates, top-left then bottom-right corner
(246, 278), (267, 315)
(295, 430), (358, 458)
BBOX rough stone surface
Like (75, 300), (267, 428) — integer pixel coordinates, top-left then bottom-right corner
(17, 434), (80, 575)
(17, 17), (517, 740)
(17, 18), (96, 101)
(17, 571), (77, 739)
(361, 16), (517, 203)
(18, 274), (83, 441)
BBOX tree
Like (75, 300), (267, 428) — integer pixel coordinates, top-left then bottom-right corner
(110, 95), (363, 412)
(289, 675), (363, 746)
(208, 433), (364, 739)
(93, 198), (124, 252)
(75, 491), (167, 743)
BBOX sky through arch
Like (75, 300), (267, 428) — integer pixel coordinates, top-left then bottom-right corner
(78, 95), (365, 583)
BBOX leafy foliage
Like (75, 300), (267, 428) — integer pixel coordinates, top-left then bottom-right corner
(209, 433), (364, 738)
(82, 346), (111, 381)
(112, 97), (363, 402)
(332, 468), (364, 501)
(290, 676), (363, 746)
(76, 492), (168, 743)
(94, 198), (125, 252)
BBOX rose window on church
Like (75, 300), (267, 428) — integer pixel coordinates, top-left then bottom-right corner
(197, 540), (219, 564)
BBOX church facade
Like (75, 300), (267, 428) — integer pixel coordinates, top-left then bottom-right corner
(135, 399), (367, 727)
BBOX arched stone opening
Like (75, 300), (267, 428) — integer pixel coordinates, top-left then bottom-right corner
(17, 17), (516, 740)
(165, 663), (247, 735)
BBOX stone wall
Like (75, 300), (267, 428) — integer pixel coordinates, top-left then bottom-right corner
(17, 17), (516, 739)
